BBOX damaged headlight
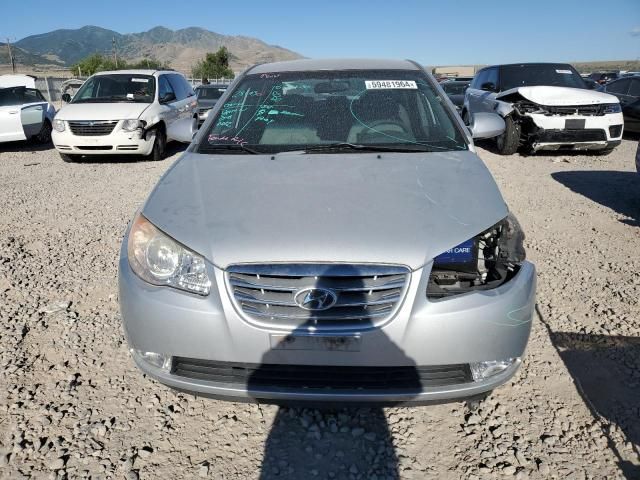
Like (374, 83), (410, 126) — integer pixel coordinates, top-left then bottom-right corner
(602, 103), (621, 114)
(127, 214), (211, 295)
(121, 119), (145, 132)
(427, 213), (525, 299)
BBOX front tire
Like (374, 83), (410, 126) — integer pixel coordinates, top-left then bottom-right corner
(145, 128), (166, 161)
(495, 115), (521, 155)
(35, 120), (52, 144)
(59, 153), (78, 163)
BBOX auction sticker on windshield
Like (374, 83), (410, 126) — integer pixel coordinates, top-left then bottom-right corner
(365, 80), (417, 89)
(131, 78), (149, 82)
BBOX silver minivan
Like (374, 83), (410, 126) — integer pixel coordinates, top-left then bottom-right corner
(119, 59), (536, 404)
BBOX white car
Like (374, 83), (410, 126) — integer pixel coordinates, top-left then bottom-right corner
(52, 70), (198, 162)
(464, 63), (624, 155)
(0, 75), (56, 144)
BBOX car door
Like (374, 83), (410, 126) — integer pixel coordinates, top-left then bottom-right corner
(466, 69), (488, 115)
(0, 87), (48, 142)
(166, 74), (198, 142)
(623, 78), (640, 133)
(158, 74), (180, 127)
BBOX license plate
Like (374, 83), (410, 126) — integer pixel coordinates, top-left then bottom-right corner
(269, 334), (361, 352)
(565, 119), (585, 129)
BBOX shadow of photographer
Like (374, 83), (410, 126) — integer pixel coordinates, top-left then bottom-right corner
(245, 265), (422, 479)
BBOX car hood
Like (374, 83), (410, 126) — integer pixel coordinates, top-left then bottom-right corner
(55, 102), (150, 120)
(497, 86), (618, 106)
(142, 151), (508, 270)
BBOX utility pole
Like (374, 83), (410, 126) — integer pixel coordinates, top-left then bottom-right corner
(112, 36), (118, 68)
(6, 37), (15, 73)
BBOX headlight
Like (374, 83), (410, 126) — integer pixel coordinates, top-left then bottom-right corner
(121, 119), (144, 132)
(427, 213), (525, 299)
(53, 119), (65, 132)
(602, 103), (622, 114)
(127, 214), (211, 295)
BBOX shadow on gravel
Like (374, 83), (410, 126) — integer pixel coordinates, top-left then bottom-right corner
(247, 265), (422, 479)
(538, 307), (640, 478)
(0, 140), (54, 152)
(551, 171), (640, 226)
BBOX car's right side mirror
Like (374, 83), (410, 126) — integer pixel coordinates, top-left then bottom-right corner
(61, 93), (71, 103)
(468, 112), (505, 139)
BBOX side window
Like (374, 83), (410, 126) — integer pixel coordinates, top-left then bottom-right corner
(485, 68), (499, 91)
(23, 89), (42, 103)
(167, 74), (194, 100)
(606, 79), (631, 95)
(627, 79), (640, 97)
(472, 70), (487, 89)
(158, 75), (175, 102)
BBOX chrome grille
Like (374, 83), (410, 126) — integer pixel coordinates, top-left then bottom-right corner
(68, 120), (118, 136)
(227, 264), (410, 329)
(543, 104), (605, 116)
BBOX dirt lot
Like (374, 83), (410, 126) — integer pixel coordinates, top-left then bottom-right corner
(1, 139), (639, 480)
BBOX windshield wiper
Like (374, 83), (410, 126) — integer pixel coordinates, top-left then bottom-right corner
(201, 143), (261, 154)
(303, 143), (436, 153)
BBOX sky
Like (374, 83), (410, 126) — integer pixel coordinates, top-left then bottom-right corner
(2, 0), (639, 65)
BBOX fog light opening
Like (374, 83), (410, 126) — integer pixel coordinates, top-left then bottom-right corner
(470, 358), (518, 381)
(133, 349), (172, 371)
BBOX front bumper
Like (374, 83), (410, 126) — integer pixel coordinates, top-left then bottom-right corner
(52, 122), (154, 155)
(525, 112), (623, 151)
(119, 246), (537, 403)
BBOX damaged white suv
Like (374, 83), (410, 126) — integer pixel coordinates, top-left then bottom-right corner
(464, 63), (623, 155)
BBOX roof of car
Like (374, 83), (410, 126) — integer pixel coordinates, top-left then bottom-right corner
(93, 69), (178, 76)
(480, 62), (574, 70)
(249, 58), (421, 74)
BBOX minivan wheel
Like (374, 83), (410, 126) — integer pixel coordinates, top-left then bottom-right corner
(495, 116), (521, 155)
(145, 128), (166, 161)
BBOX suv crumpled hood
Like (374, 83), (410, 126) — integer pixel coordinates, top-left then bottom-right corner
(142, 151), (508, 270)
(56, 102), (150, 120)
(497, 86), (618, 106)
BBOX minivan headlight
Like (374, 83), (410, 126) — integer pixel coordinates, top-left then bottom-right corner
(53, 119), (65, 132)
(602, 103), (621, 114)
(427, 213), (525, 299)
(127, 214), (211, 295)
(121, 119), (144, 131)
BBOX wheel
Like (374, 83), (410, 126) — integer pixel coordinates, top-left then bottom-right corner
(495, 115), (521, 155)
(59, 153), (78, 163)
(34, 120), (52, 144)
(145, 128), (166, 161)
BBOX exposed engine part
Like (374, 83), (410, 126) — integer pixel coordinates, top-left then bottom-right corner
(427, 214), (525, 299)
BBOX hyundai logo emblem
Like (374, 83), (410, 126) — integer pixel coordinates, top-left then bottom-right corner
(294, 287), (338, 311)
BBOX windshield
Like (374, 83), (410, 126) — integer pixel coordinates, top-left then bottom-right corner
(72, 74), (156, 103)
(0, 87), (44, 106)
(199, 70), (467, 154)
(501, 64), (586, 91)
(197, 86), (227, 100)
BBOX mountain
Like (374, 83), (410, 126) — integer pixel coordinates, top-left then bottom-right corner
(14, 25), (303, 73)
(0, 42), (64, 67)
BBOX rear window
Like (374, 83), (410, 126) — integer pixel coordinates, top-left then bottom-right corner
(197, 87), (227, 100)
(500, 64), (586, 91)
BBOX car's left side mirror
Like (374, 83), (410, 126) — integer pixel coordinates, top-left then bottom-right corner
(61, 93), (71, 103)
(468, 112), (505, 139)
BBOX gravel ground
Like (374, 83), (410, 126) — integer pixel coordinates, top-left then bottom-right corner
(1, 139), (639, 480)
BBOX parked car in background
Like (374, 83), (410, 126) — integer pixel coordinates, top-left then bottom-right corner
(119, 58), (536, 405)
(195, 83), (227, 127)
(582, 78), (601, 90)
(0, 74), (55, 144)
(621, 72), (640, 78)
(52, 70), (197, 162)
(599, 76), (640, 133)
(464, 63), (624, 155)
(588, 72), (619, 85)
(441, 80), (470, 111)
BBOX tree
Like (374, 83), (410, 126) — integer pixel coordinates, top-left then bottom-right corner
(191, 47), (234, 80)
(71, 54), (168, 76)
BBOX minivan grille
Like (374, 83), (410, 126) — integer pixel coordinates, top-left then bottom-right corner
(171, 358), (472, 390)
(68, 120), (118, 136)
(227, 264), (410, 329)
